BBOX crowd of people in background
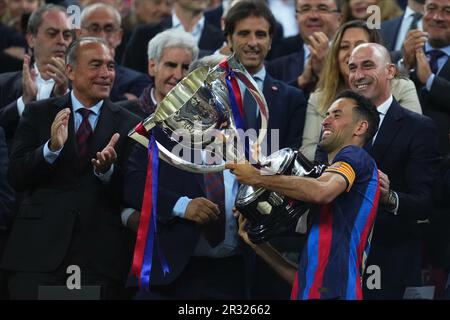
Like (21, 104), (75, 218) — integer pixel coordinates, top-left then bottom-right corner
(0, 0), (449, 300)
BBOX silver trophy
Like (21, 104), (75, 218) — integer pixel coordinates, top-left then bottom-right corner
(128, 54), (268, 172)
(128, 54), (325, 242)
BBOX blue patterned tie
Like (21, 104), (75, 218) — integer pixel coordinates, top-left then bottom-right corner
(428, 50), (446, 75)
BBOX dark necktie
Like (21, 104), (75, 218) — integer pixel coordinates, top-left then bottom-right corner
(244, 78), (259, 130)
(408, 12), (422, 31)
(428, 50), (446, 75)
(76, 108), (93, 166)
(202, 171), (226, 247)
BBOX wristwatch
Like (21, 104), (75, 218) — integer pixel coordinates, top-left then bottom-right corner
(386, 189), (398, 214)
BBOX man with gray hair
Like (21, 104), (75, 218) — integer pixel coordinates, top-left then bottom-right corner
(79, 3), (151, 102)
(118, 29), (199, 118)
(0, 4), (74, 146)
(2, 37), (140, 299)
(121, 30), (246, 299)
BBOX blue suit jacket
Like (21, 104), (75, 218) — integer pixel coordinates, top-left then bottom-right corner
(410, 58), (450, 156)
(266, 50), (305, 86)
(380, 15), (403, 51)
(110, 65), (151, 102)
(260, 74), (306, 154)
(364, 99), (440, 288)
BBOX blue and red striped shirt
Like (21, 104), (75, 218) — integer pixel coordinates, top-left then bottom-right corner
(291, 145), (380, 300)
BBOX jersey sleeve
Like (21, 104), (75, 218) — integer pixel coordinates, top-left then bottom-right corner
(324, 145), (372, 192)
(325, 161), (356, 192)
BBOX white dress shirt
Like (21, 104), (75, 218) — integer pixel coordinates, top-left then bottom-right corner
(394, 6), (423, 51)
(17, 63), (56, 116)
(172, 12), (205, 44)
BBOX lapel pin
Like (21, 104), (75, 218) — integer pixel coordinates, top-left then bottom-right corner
(272, 86), (278, 91)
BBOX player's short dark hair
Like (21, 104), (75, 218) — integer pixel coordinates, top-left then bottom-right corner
(336, 90), (380, 143)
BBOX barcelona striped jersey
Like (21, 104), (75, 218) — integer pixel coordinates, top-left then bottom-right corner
(291, 145), (380, 300)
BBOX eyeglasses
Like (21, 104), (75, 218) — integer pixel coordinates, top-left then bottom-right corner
(82, 24), (119, 35)
(296, 5), (340, 15)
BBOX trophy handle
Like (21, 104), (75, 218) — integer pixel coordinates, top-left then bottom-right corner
(223, 55), (269, 149)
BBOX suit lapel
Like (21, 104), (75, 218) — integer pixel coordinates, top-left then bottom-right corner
(371, 100), (404, 161)
(437, 58), (450, 78)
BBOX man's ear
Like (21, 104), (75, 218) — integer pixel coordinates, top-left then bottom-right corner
(66, 64), (75, 81)
(226, 34), (233, 52)
(387, 63), (396, 80)
(26, 32), (34, 49)
(355, 120), (369, 139)
(148, 59), (157, 77)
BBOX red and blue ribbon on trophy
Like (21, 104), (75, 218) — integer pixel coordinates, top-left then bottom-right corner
(130, 58), (249, 289)
(131, 123), (169, 290)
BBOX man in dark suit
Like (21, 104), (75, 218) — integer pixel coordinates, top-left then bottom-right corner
(204, 0), (284, 61)
(401, 0), (450, 156)
(119, 29), (246, 299)
(79, 3), (151, 102)
(1, 37), (140, 300)
(122, 0), (224, 74)
(380, 0), (425, 52)
(123, 141), (247, 299)
(0, 126), (15, 299)
(266, 0), (341, 94)
(223, 0), (307, 299)
(0, 22), (27, 74)
(0, 4), (74, 146)
(348, 43), (439, 299)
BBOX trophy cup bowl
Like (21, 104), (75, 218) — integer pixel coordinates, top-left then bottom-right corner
(128, 54), (269, 173)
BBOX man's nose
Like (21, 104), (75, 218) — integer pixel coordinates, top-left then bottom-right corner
(99, 64), (111, 77)
(322, 115), (331, 126)
(173, 66), (184, 80)
(247, 33), (258, 47)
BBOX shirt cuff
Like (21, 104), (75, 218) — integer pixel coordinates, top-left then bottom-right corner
(121, 207), (136, 227)
(172, 196), (192, 218)
(94, 164), (114, 183)
(425, 73), (435, 91)
(17, 96), (25, 116)
(43, 140), (62, 164)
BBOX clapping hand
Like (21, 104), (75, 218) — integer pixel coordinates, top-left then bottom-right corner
(92, 133), (119, 174)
